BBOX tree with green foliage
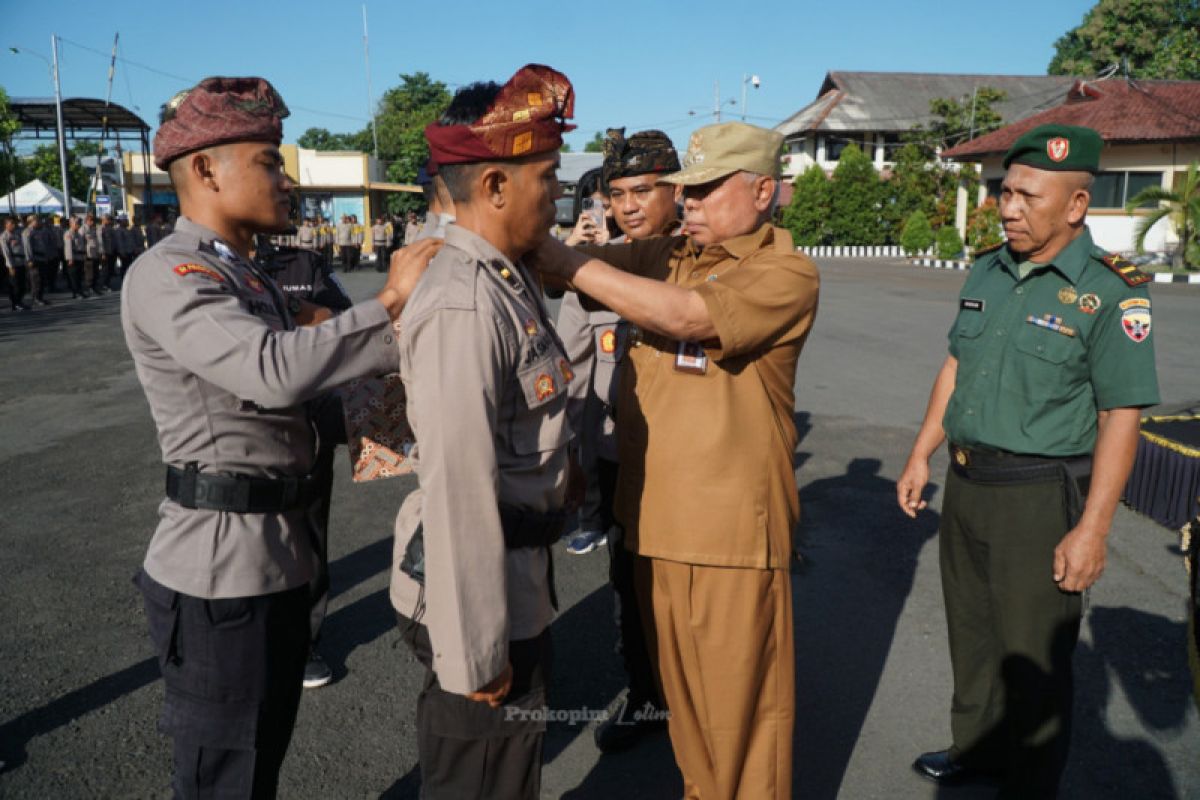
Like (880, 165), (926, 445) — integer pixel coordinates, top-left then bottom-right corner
(1049, 0), (1200, 80)
(908, 86), (1006, 154)
(882, 142), (941, 240)
(582, 131), (605, 153)
(935, 226), (965, 260)
(373, 72), (452, 214)
(899, 209), (934, 255)
(297, 127), (361, 151)
(0, 87), (22, 199)
(966, 197), (1003, 252)
(829, 144), (884, 245)
(25, 144), (89, 200)
(781, 165), (831, 246)
(1126, 161), (1200, 269)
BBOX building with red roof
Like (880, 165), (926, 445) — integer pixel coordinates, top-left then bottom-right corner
(945, 78), (1200, 254)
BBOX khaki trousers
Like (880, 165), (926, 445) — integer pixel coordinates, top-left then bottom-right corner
(636, 556), (794, 800)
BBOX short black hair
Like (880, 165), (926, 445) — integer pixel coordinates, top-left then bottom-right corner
(436, 82), (506, 202)
(439, 81), (502, 125)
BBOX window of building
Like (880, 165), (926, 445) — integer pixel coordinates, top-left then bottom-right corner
(1090, 170), (1163, 209)
(986, 178), (1003, 200)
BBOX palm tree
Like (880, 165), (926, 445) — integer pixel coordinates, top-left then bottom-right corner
(1126, 161), (1200, 270)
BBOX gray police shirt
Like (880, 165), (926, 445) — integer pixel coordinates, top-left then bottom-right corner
(121, 216), (398, 599)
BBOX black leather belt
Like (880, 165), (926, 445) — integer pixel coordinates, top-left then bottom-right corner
(949, 445), (1092, 524)
(165, 464), (317, 513)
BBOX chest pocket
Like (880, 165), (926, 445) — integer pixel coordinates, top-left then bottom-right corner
(951, 310), (986, 341)
(1014, 322), (1081, 365)
(512, 356), (571, 455)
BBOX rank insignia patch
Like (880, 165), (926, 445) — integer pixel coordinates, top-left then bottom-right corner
(1078, 293), (1101, 314)
(534, 373), (556, 401)
(1057, 286), (1077, 305)
(1121, 308), (1151, 342)
(600, 329), (617, 353)
(173, 263), (226, 283)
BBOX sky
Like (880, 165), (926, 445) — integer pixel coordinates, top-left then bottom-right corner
(4, 0), (1098, 157)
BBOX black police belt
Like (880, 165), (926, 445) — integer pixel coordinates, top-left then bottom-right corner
(949, 444), (1092, 522)
(165, 463), (317, 513)
(399, 503), (567, 587)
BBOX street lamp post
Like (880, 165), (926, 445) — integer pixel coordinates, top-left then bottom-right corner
(9, 39), (72, 216)
(50, 35), (72, 217)
(741, 74), (761, 121)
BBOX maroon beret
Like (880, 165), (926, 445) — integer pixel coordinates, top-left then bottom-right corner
(153, 76), (289, 169)
(425, 64), (575, 166)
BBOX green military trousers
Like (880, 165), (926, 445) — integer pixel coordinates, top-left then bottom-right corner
(939, 464), (1083, 798)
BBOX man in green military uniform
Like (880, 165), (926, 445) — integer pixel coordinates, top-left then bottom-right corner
(896, 124), (1159, 797)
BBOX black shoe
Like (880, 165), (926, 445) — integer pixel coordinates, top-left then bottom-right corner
(912, 749), (1000, 785)
(594, 694), (667, 753)
(303, 650), (333, 689)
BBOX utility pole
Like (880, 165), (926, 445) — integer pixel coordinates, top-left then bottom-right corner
(90, 33), (118, 215)
(967, 86), (978, 142)
(50, 34), (72, 217)
(362, 5), (380, 160)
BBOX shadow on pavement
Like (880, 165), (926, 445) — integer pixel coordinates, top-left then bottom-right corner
(0, 656), (159, 772)
(0, 288), (122, 343)
(793, 453), (940, 799)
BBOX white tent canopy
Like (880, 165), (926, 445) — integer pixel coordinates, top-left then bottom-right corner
(3, 179), (87, 216)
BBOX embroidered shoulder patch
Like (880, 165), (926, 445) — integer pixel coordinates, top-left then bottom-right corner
(1100, 253), (1151, 287)
(173, 263), (226, 283)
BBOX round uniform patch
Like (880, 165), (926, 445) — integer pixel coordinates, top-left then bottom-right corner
(1058, 286), (1078, 305)
(1078, 293), (1101, 314)
(534, 373), (555, 400)
(1121, 308), (1151, 342)
(1047, 137), (1070, 162)
(600, 329), (617, 354)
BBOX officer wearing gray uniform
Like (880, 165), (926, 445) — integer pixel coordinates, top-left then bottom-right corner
(82, 214), (105, 294)
(297, 218), (316, 251)
(63, 217), (89, 298)
(22, 215), (53, 305)
(1, 218), (31, 310)
(123, 75), (438, 799)
(389, 64), (579, 800)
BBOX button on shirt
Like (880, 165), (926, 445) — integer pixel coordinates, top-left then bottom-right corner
(121, 216), (399, 598)
(390, 224), (572, 694)
(581, 223), (820, 570)
(944, 227), (1159, 457)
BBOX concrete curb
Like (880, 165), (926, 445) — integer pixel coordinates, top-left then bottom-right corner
(1152, 272), (1200, 284)
(912, 258), (971, 270)
(796, 245), (929, 258)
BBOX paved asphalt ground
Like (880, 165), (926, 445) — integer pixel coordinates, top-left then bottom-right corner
(0, 256), (1196, 799)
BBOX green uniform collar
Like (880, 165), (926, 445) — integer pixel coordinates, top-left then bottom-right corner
(995, 227), (1094, 285)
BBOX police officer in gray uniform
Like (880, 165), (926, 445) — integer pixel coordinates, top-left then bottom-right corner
(82, 213), (105, 295)
(122, 75), (438, 799)
(22, 215), (53, 305)
(1, 217), (31, 310)
(389, 65), (579, 800)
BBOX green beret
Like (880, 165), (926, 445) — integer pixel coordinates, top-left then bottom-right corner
(1003, 124), (1102, 173)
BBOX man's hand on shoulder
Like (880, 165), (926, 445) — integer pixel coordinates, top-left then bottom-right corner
(377, 238), (443, 320)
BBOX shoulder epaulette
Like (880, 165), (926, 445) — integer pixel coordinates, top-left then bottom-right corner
(974, 241), (1004, 256)
(1100, 253), (1152, 286)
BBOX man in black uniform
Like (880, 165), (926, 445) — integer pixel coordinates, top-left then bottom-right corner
(255, 234), (354, 689)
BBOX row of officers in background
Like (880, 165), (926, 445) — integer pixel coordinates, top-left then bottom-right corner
(0, 212), (174, 309)
(269, 210), (426, 274)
